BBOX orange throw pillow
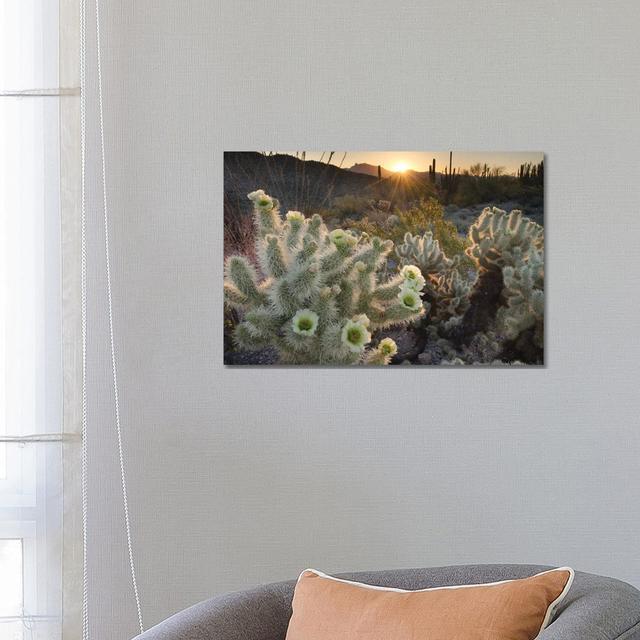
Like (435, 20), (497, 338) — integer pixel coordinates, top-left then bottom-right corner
(285, 567), (574, 640)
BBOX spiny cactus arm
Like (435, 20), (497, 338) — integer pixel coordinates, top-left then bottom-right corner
(317, 324), (362, 365)
(269, 278), (298, 317)
(362, 350), (385, 365)
(368, 301), (426, 330)
(497, 307), (536, 340)
(224, 282), (248, 309)
(396, 231), (451, 274)
(232, 304), (284, 351)
(244, 306), (281, 336)
(314, 286), (340, 331)
(394, 233), (419, 265)
(372, 275), (407, 301)
(498, 290), (543, 340)
(467, 223), (484, 251)
(319, 247), (347, 274)
(466, 207), (544, 271)
(281, 327), (318, 359)
(431, 269), (473, 327)
(294, 236), (319, 265)
(351, 237), (393, 272)
(362, 349), (391, 365)
(276, 307), (325, 363)
(305, 214), (324, 242)
(254, 206), (282, 238)
(224, 256), (268, 307)
(263, 235), (322, 311)
(232, 323), (257, 350)
(233, 320), (276, 350)
(352, 261), (375, 312)
(333, 278), (355, 319)
(363, 337), (398, 365)
(287, 260), (319, 303)
(248, 190), (282, 238)
(531, 288), (544, 316)
(419, 235), (451, 273)
(258, 235), (289, 279)
(496, 249), (544, 342)
(284, 212), (305, 248)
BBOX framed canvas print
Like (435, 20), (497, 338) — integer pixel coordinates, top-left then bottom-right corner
(224, 152), (544, 366)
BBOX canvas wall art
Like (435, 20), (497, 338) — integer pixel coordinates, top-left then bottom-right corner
(224, 151), (544, 366)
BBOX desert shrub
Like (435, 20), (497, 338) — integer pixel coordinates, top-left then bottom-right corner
(451, 173), (544, 208)
(224, 190), (426, 365)
(330, 195), (373, 220)
(396, 199), (464, 256)
(345, 216), (379, 237)
(348, 198), (467, 260)
(224, 212), (257, 264)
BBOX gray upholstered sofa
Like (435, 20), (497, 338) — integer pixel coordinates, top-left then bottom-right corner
(135, 564), (640, 639)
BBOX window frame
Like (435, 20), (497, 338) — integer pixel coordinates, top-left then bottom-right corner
(1, 0), (81, 638)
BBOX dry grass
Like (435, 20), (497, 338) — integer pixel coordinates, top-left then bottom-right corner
(224, 213), (257, 265)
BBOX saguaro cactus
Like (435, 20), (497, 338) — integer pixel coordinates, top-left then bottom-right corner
(224, 190), (426, 364)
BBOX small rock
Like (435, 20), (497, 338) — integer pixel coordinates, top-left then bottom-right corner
(379, 328), (422, 363)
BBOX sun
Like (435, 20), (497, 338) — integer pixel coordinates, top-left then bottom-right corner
(392, 161), (410, 173)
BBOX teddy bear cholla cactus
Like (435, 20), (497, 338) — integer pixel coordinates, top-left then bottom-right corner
(461, 207), (544, 357)
(395, 231), (472, 329)
(395, 231), (452, 275)
(224, 190), (425, 364)
(430, 268), (474, 329)
(466, 207), (544, 272)
(496, 247), (544, 348)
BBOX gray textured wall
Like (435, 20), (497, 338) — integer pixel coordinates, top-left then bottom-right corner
(83, 1), (640, 638)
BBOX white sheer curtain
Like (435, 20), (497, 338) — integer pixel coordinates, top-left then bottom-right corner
(0, 1), (81, 638)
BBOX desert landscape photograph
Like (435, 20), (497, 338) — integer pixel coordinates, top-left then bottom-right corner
(224, 151), (544, 366)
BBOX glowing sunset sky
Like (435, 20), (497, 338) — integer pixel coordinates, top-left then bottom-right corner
(280, 151), (543, 174)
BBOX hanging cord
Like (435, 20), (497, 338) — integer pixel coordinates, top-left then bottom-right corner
(94, 0), (145, 633)
(79, 0), (89, 636)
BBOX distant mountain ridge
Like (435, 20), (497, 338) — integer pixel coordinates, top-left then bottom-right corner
(348, 163), (394, 178)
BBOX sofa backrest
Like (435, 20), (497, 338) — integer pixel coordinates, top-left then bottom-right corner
(135, 564), (640, 640)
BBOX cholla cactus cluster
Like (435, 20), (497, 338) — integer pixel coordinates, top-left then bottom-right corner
(396, 231), (473, 329)
(225, 192), (544, 366)
(396, 207), (544, 364)
(496, 247), (544, 348)
(466, 207), (544, 351)
(396, 231), (452, 275)
(430, 268), (474, 329)
(224, 190), (425, 364)
(466, 207), (544, 272)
